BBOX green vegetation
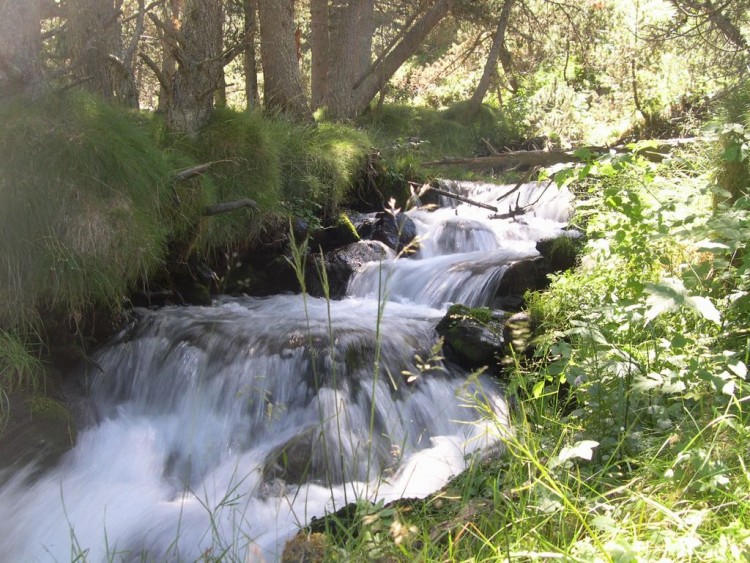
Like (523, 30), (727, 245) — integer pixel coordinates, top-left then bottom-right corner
(0, 93), (378, 409)
(305, 120), (750, 560)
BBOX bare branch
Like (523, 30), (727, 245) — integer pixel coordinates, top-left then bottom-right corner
(138, 51), (170, 90)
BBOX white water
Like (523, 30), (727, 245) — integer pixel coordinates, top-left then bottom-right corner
(0, 180), (571, 562)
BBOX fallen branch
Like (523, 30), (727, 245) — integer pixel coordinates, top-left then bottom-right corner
(426, 186), (498, 212)
(203, 199), (258, 216)
(423, 149), (576, 170)
(423, 137), (715, 170)
(172, 161), (226, 181)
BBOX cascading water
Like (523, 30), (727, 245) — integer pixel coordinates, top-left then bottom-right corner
(0, 179), (571, 561)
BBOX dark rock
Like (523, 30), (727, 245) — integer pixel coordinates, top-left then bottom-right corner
(435, 304), (509, 372)
(307, 240), (391, 299)
(495, 257), (551, 304)
(223, 253), (299, 296)
(357, 211), (419, 255)
(0, 392), (76, 481)
(263, 427), (321, 485)
(536, 234), (580, 273)
(309, 212), (361, 253)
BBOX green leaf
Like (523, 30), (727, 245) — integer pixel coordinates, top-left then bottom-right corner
(550, 440), (599, 468)
(644, 279), (721, 325)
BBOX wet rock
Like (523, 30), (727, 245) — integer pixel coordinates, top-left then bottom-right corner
(357, 211), (419, 255)
(263, 427), (321, 485)
(536, 234), (580, 273)
(491, 258), (551, 311)
(223, 253), (299, 296)
(306, 240), (391, 299)
(435, 304), (508, 373)
(0, 392), (76, 480)
(309, 212), (361, 252)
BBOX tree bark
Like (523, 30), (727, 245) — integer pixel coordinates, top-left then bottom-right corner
(257, 0), (311, 120)
(310, 0), (328, 109)
(325, 0), (374, 119)
(468, 0), (515, 116)
(0, 0), (45, 100)
(327, 0), (453, 120)
(242, 0), (259, 109)
(67, 0), (121, 102)
(162, 0), (224, 136)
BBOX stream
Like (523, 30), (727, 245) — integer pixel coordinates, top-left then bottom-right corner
(0, 180), (571, 561)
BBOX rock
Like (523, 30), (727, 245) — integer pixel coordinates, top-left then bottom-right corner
(535, 234), (580, 273)
(435, 304), (508, 372)
(263, 427), (321, 485)
(309, 212), (361, 252)
(493, 257), (551, 310)
(306, 240), (392, 299)
(0, 392), (76, 480)
(281, 533), (328, 563)
(357, 211), (418, 255)
(223, 253), (299, 296)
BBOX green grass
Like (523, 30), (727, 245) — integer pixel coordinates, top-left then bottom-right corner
(306, 139), (750, 561)
(0, 93), (173, 331)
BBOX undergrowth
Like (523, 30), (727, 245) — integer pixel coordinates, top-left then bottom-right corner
(312, 140), (750, 560)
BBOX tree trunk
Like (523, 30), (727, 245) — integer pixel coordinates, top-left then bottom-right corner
(164, 0), (224, 135)
(0, 0), (44, 100)
(242, 0), (259, 109)
(468, 0), (515, 116)
(157, 0), (181, 113)
(326, 0), (374, 119)
(67, 0), (121, 102)
(327, 0), (453, 120)
(309, 0), (328, 109)
(257, 0), (311, 120)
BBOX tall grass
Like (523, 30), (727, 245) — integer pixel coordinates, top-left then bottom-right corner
(0, 93), (173, 331)
(306, 141), (750, 561)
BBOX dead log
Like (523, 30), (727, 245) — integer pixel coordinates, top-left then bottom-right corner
(423, 149), (576, 170)
(426, 187), (498, 212)
(172, 161), (220, 181)
(422, 137), (715, 170)
(203, 199), (258, 216)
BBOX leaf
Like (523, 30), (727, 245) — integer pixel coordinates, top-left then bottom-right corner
(550, 440), (599, 468)
(728, 361), (747, 380)
(684, 295), (721, 324)
(644, 279), (721, 325)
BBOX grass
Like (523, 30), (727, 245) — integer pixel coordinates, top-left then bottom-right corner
(305, 139), (750, 561)
(0, 93), (173, 332)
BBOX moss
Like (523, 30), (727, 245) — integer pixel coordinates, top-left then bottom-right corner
(444, 304), (495, 326)
(336, 212), (360, 242)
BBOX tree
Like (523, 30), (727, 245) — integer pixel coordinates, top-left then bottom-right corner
(0, 0), (45, 100)
(242, 0), (259, 108)
(66, 0), (143, 107)
(468, 0), (515, 116)
(143, 0), (224, 135)
(257, 0), (311, 119)
(323, 0), (454, 119)
(309, 0), (328, 109)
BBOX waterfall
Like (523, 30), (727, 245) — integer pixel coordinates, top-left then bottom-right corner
(0, 180), (571, 561)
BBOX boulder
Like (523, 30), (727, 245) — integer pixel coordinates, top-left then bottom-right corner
(492, 258), (550, 311)
(0, 392), (76, 480)
(357, 211), (418, 255)
(306, 240), (391, 299)
(535, 234), (580, 273)
(435, 304), (508, 372)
